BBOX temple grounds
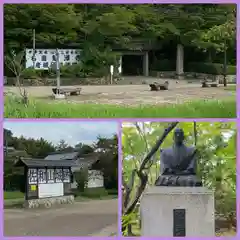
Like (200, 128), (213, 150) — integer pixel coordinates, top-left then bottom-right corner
(4, 81), (236, 118)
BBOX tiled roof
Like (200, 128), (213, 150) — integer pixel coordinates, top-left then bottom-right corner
(44, 152), (79, 161)
(15, 157), (77, 168)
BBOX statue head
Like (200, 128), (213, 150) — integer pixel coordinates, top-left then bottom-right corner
(173, 128), (185, 146)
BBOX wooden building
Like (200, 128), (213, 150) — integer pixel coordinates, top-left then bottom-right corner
(15, 158), (77, 200)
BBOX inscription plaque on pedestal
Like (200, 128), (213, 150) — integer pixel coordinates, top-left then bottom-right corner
(173, 209), (186, 237)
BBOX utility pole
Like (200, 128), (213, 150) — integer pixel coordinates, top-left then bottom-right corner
(223, 11), (228, 87)
(223, 38), (227, 87)
(32, 29), (36, 68)
(56, 48), (61, 93)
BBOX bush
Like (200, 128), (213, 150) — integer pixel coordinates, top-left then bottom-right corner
(4, 191), (24, 200)
(60, 64), (85, 78)
(50, 63), (109, 78)
(186, 62), (236, 75)
(151, 59), (175, 71)
(21, 67), (41, 79)
(21, 67), (50, 79)
(107, 188), (118, 195)
(73, 169), (88, 192)
(81, 187), (108, 198)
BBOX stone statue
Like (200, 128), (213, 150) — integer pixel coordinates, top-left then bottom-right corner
(155, 128), (202, 187)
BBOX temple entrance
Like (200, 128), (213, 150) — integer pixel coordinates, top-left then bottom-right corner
(122, 54), (144, 76)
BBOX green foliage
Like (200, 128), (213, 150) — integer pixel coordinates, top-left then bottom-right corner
(21, 67), (39, 79)
(60, 64), (84, 78)
(4, 96), (236, 118)
(4, 4), (80, 53)
(4, 191), (24, 200)
(4, 51), (25, 86)
(4, 158), (25, 192)
(80, 187), (109, 198)
(151, 59), (175, 71)
(94, 135), (118, 189)
(74, 169), (88, 192)
(122, 122), (236, 235)
(122, 211), (139, 236)
(107, 188), (118, 195)
(4, 4), (236, 76)
(197, 5), (236, 52)
(186, 62), (236, 75)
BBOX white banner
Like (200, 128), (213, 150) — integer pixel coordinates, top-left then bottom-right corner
(38, 183), (64, 198)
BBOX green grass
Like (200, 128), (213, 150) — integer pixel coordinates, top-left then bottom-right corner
(4, 191), (25, 200)
(224, 85), (236, 91)
(4, 192), (25, 209)
(4, 97), (236, 118)
(74, 187), (118, 200)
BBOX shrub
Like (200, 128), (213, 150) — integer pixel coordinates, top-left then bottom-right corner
(81, 187), (108, 198)
(60, 63), (86, 78)
(21, 67), (41, 79)
(186, 62), (236, 75)
(107, 188), (118, 195)
(151, 59), (175, 71)
(73, 169), (88, 192)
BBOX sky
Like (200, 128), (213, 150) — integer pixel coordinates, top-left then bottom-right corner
(4, 121), (118, 146)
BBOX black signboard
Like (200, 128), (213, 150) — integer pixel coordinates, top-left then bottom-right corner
(173, 209), (186, 237)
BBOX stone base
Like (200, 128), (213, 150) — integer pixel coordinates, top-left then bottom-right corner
(141, 186), (215, 237)
(54, 94), (66, 99)
(24, 195), (74, 209)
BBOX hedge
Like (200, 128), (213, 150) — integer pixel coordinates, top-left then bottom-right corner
(186, 62), (236, 75)
(151, 59), (175, 71)
(150, 61), (236, 75)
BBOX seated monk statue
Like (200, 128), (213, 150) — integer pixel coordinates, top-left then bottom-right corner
(155, 128), (202, 187)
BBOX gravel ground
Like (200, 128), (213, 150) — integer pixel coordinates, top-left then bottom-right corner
(4, 81), (234, 106)
(4, 199), (118, 236)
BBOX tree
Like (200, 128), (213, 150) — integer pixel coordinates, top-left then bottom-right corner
(4, 133), (56, 191)
(4, 4), (81, 53)
(8, 136), (56, 158)
(4, 4), (236, 78)
(94, 134), (118, 189)
(75, 143), (94, 154)
(56, 139), (70, 151)
(4, 128), (13, 146)
(4, 50), (29, 103)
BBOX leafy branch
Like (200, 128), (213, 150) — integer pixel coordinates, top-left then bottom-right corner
(123, 122), (179, 217)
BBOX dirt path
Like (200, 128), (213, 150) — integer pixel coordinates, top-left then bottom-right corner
(4, 199), (118, 236)
(5, 82), (235, 106)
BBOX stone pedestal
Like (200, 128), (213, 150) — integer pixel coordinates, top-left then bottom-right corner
(141, 186), (215, 237)
(54, 94), (66, 99)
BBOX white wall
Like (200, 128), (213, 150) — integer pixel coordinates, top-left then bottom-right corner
(25, 48), (81, 69)
(87, 170), (104, 188)
(38, 183), (64, 198)
(25, 48), (123, 74)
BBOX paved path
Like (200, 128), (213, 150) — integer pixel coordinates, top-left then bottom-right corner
(4, 199), (118, 236)
(5, 81), (234, 106)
